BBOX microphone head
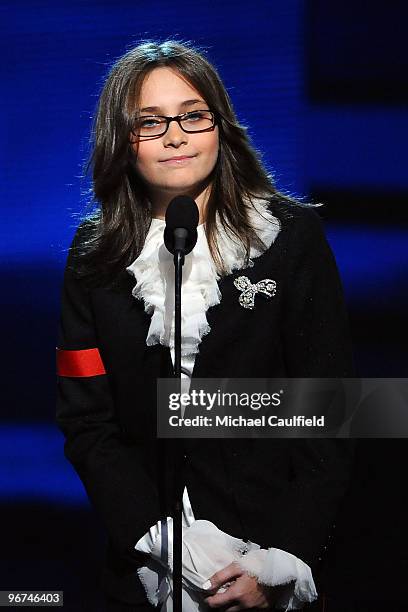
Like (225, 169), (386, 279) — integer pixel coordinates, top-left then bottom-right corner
(164, 195), (200, 255)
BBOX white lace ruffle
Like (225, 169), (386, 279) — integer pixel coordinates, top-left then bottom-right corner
(136, 513), (261, 611)
(236, 547), (318, 610)
(126, 196), (280, 357)
(135, 487), (317, 612)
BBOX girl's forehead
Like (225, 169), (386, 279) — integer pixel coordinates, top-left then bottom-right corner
(139, 67), (203, 105)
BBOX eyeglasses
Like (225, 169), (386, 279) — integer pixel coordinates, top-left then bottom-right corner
(131, 109), (217, 140)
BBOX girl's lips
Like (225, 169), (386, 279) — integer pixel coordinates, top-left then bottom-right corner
(159, 155), (196, 165)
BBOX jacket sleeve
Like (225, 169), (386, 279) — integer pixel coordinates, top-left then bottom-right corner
(274, 206), (356, 571)
(282, 206), (355, 378)
(55, 226), (161, 567)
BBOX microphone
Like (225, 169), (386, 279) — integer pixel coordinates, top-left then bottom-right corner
(163, 195), (200, 612)
(164, 195), (199, 259)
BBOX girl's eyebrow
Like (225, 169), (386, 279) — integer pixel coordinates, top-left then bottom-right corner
(140, 99), (204, 113)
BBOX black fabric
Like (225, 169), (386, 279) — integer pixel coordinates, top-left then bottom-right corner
(105, 595), (157, 611)
(104, 594), (325, 611)
(56, 201), (356, 606)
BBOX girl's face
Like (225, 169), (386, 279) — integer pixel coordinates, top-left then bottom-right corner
(131, 67), (219, 211)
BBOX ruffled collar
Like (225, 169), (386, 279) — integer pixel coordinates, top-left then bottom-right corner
(126, 197), (280, 357)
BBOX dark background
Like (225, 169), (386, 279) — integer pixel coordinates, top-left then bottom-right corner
(1, 1), (407, 610)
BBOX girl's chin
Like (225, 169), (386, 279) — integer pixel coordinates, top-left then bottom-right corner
(159, 182), (204, 194)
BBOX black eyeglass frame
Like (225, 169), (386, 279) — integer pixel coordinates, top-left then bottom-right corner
(130, 109), (218, 140)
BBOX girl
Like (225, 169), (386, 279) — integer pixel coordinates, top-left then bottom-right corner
(56, 40), (355, 611)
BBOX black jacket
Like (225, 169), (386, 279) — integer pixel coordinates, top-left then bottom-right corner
(56, 201), (355, 605)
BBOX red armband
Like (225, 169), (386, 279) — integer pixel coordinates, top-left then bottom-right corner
(56, 347), (106, 377)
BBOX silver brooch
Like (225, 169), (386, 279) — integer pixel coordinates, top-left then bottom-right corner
(233, 275), (277, 310)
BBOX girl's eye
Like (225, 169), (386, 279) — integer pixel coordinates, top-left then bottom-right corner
(140, 118), (161, 128)
(185, 111), (204, 121)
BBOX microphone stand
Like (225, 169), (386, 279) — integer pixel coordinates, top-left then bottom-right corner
(172, 244), (185, 612)
(164, 199), (198, 610)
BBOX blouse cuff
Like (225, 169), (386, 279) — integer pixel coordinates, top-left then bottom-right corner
(134, 516), (173, 568)
(236, 547), (318, 611)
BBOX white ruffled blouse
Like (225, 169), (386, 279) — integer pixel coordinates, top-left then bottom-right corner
(126, 197), (318, 611)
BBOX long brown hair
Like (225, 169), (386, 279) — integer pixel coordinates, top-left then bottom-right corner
(77, 39), (307, 283)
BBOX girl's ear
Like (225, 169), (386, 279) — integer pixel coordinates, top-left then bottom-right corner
(128, 140), (139, 159)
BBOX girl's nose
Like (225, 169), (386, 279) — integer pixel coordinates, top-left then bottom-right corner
(162, 120), (188, 146)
